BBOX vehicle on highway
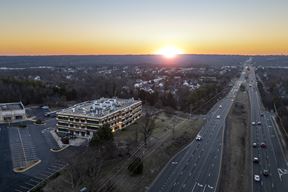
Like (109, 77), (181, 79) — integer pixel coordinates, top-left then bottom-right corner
(252, 142), (257, 148)
(257, 121), (261, 125)
(196, 135), (202, 141)
(260, 142), (267, 148)
(253, 157), (259, 163)
(251, 122), (256, 126)
(254, 175), (261, 182)
(263, 169), (269, 176)
(216, 115), (221, 119)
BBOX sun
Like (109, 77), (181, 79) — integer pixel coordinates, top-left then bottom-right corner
(156, 46), (183, 59)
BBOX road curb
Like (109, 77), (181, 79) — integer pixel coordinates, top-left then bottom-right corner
(13, 159), (42, 173)
(50, 145), (69, 153)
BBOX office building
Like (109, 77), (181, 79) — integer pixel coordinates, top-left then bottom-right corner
(56, 98), (142, 138)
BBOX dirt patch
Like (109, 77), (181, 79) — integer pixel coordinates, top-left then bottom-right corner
(218, 86), (251, 192)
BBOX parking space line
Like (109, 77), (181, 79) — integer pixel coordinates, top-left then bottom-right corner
(25, 182), (35, 187)
(19, 185), (30, 190)
(48, 167), (60, 171)
(34, 175), (46, 180)
(14, 189), (25, 192)
(30, 178), (42, 183)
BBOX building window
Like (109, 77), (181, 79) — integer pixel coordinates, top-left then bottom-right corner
(3, 117), (12, 121)
(58, 128), (69, 132)
(15, 116), (23, 120)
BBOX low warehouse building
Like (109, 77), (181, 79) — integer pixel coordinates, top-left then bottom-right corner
(0, 102), (26, 123)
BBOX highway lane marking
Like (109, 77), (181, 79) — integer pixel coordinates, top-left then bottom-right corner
(207, 185), (214, 189)
(202, 185), (207, 192)
(277, 168), (288, 181)
(197, 183), (203, 187)
(270, 116), (288, 166)
(191, 182), (197, 192)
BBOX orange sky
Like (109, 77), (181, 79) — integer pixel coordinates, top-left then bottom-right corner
(1, 0), (288, 55)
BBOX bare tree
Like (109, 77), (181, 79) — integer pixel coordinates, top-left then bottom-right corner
(141, 112), (155, 148)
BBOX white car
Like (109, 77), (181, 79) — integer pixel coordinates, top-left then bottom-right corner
(253, 157), (259, 163)
(171, 161), (178, 165)
(252, 142), (257, 148)
(254, 174), (260, 182)
(219, 105), (222, 108)
(252, 122), (256, 126)
(257, 121), (261, 125)
(216, 115), (221, 119)
(196, 135), (202, 141)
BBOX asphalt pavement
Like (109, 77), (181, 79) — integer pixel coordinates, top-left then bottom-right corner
(248, 65), (288, 192)
(149, 70), (246, 192)
(0, 108), (69, 192)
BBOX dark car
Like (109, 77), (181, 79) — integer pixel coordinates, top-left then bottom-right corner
(263, 169), (269, 176)
(260, 142), (267, 148)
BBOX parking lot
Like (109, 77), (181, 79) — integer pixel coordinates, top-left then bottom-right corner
(13, 159), (67, 192)
(0, 107), (73, 192)
(9, 126), (39, 170)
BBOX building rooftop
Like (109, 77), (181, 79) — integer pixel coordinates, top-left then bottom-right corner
(0, 102), (24, 111)
(58, 98), (141, 118)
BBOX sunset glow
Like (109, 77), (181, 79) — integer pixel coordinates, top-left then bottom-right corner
(0, 0), (288, 55)
(156, 46), (184, 59)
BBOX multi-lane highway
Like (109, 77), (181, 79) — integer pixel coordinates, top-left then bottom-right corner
(149, 72), (245, 192)
(248, 65), (288, 192)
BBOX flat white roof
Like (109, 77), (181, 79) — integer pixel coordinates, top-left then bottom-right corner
(58, 98), (141, 118)
(0, 102), (24, 111)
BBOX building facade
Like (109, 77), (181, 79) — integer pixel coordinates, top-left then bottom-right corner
(56, 98), (142, 138)
(0, 102), (26, 123)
